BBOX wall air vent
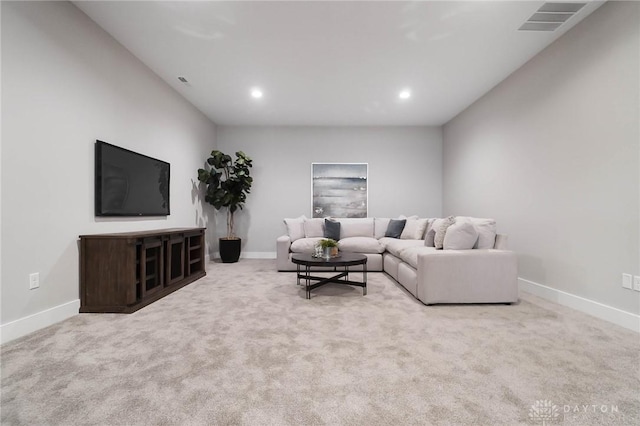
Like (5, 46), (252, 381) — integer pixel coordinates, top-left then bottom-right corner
(518, 2), (586, 31)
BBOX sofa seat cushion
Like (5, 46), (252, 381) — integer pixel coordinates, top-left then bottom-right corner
(338, 237), (384, 254)
(379, 237), (425, 258)
(399, 246), (439, 269)
(290, 237), (323, 253)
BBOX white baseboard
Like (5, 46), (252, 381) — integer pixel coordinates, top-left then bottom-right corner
(0, 299), (80, 345)
(519, 278), (640, 333)
(212, 251), (276, 259)
(241, 252), (276, 259)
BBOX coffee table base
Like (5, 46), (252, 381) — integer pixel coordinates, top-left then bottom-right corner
(296, 265), (367, 299)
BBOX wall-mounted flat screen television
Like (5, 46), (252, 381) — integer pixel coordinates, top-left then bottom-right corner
(95, 140), (170, 216)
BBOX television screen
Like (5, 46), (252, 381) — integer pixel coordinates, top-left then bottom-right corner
(95, 140), (170, 216)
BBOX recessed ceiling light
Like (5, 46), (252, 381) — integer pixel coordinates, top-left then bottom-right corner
(251, 88), (263, 99)
(399, 89), (411, 100)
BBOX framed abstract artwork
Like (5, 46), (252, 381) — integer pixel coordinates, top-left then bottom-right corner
(311, 163), (368, 218)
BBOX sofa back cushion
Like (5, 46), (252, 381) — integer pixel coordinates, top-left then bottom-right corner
(284, 215), (306, 242)
(374, 218), (391, 239)
(303, 218), (325, 238)
(338, 218), (374, 238)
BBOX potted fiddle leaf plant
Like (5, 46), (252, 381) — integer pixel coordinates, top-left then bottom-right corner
(197, 150), (253, 263)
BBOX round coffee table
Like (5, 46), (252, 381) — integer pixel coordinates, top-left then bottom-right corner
(291, 253), (367, 299)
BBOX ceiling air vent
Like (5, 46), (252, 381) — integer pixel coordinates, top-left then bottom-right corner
(518, 2), (586, 31)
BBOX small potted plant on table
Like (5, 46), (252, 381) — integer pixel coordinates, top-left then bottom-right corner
(318, 238), (339, 259)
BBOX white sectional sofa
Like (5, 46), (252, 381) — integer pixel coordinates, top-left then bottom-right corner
(277, 216), (518, 305)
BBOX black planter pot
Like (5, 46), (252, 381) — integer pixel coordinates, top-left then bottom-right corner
(219, 238), (241, 263)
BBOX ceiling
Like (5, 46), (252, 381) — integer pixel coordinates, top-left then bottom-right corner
(74, 1), (604, 126)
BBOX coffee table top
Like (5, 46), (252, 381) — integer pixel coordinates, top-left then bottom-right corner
(291, 253), (367, 267)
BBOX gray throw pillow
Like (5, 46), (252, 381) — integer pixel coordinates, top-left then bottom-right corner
(324, 219), (341, 240)
(424, 228), (436, 247)
(385, 219), (406, 239)
(434, 216), (456, 249)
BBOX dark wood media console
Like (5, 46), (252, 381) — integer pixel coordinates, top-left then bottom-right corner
(79, 228), (206, 313)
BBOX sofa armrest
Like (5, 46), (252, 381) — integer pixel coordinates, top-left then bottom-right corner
(494, 234), (508, 250)
(277, 235), (292, 271)
(416, 249), (518, 304)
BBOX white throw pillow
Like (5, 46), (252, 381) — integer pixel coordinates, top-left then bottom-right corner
(401, 218), (429, 240)
(338, 237), (385, 254)
(434, 216), (456, 249)
(457, 217), (497, 249)
(303, 218), (324, 238)
(284, 215), (306, 242)
(374, 218), (391, 239)
(443, 220), (479, 250)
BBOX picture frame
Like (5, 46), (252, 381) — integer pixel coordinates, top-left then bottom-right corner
(311, 163), (368, 218)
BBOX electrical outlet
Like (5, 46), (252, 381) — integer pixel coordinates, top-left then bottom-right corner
(29, 273), (39, 290)
(622, 273), (632, 289)
(633, 276), (640, 292)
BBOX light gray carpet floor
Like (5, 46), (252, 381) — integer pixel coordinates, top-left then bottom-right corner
(1, 259), (639, 425)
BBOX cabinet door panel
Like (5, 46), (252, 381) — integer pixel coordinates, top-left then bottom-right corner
(166, 234), (185, 285)
(82, 238), (136, 306)
(141, 237), (163, 297)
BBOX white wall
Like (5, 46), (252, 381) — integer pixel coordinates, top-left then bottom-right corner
(216, 126), (442, 254)
(1, 1), (217, 339)
(443, 2), (639, 316)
